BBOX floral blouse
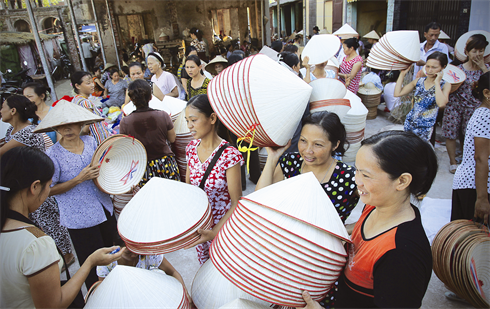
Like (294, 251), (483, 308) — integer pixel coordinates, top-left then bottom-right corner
(280, 152), (359, 223)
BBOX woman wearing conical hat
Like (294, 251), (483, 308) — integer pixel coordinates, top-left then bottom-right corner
(34, 101), (120, 290)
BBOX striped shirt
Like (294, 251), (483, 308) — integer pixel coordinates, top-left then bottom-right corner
(72, 95), (110, 145)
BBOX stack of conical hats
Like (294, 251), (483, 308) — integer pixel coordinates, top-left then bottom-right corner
(84, 265), (190, 308)
(219, 298), (272, 309)
(357, 83), (382, 120)
(123, 95), (186, 122)
(432, 220), (489, 308)
(309, 78), (350, 120)
(191, 259), (272, 309)
(454, 30), (490, 63)
(171, 111), (194, 182)
(210, 173), (350, 307)
(208, 54), (312, 147)
(117, 177), (212, 254)
(341, 90), (368, 162)
(366, 30), (420, 70)
(91, 134), (147, 195)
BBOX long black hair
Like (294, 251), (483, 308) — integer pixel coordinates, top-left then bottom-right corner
(1, 147), (54, 230)
(128, 79), (152, 110)
(473, 71), (490, 102)
(5, 95), (39, 125)
(361, 131), (438, 198)
(71, 71), (92, 94)
(23, 82), (51, 102)
(186, 94), (231, 142)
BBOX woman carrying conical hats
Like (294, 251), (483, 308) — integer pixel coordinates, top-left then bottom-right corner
(34, 101), (120, 290)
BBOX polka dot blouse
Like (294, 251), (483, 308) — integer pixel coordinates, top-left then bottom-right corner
(280, 152), (359, 223)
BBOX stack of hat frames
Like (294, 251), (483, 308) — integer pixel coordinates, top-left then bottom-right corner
(210, 173), (350, 307)
(117, 177), (212, 254)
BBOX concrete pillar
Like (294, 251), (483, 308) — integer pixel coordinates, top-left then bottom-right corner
(57, 8), (82, 71)
(93, 0), (117, 65)
(264, 0), (271, 45)
(238, 6), (249, 41)
(386, 0), (395, 32)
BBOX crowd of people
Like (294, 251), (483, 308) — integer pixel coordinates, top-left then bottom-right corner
(0, 21), (489, 309)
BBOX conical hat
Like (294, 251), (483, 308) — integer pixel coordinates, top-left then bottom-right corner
(455, 30), (490, 62)
(384, 30), (420, 62)
(219, 298), (272, 309)
(192, 259), (271, 309)
(84, 265), (187, 308)
(443, 64), (466, 84)
(208, 54), (311, 147)
(301, 34), (341, 65)
(259, 45), (280, 61)
(357, 82), (382, 95)
(33, 100), (103, 133)
(326, 57), (339, 68)
(363, 30), (380, 40)
(118, 177), (209, 243)
(243, 172), (350, 242)
(439, 30), (450, 40)
(309, 78), (350, 119)
(173, 109), (190, 134)
(206, 55), (229, 75)
(333, 24), (358, 39)
(123, 95), (186, 117)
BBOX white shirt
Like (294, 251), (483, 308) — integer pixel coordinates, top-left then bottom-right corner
(81, 42), (92, 59)
(151, 71), (178, 97)
(383, 82), (401, 111)
(413, 40), (450, 79)
(453, 107), (490, 193)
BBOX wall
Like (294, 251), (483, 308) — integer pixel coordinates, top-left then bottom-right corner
(356, 0), (386, 36)
(469, 0), (490, 31)
(108, 0), (260, 52)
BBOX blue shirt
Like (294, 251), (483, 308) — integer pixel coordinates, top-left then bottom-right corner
(47, 135), (113, 229)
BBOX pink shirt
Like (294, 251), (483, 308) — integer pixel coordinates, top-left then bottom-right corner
(339, 55), (363, 94)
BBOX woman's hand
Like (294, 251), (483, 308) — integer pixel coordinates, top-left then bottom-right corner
(184, 228), (217, 249)
(472, 54), (487, 71)
(296, 291), (325, 309)
(474, 198), (490, 225)
(435, 71), (444, 82)
(265, 140), (291, 163)
(302, 56), (310, 70)
(401, 64), (412, 76)
(87, 246), (125, 267)
(76, 164), (100, 183)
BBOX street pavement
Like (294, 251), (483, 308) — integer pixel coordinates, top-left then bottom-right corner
(53, 79), (474, 308)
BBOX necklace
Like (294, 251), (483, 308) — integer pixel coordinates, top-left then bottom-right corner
(301, 157), (336, 183)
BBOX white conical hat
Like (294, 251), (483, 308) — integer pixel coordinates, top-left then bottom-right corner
(91, 134), (147, 195)
(455, 30), (490, 62)
(84, 265), (187, 308)
(439, 30), (450, 40)
(123, 95), (186, 117)
(33, 100), (103, 133)
(326, 57), (339, 68)
(333, 24), (358, 38)
(173, 109), (190, 134)
(259, 45), (280, 61)
(301, 34), (341, 65)
(118, 177), (209, 243)
(363, 30), (380, 40)
(192, 260), (271, 309)
(219, 298), (271, 309)
(384, 30), (421, 62)
(243, 172), (350, 242)
(358, 82), (382, 95)
(208, 54), (311, 147)
(309, 78), (350, 119)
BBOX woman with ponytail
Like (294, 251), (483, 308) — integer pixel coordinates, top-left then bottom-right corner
(0, 95), (75, 276)
(183, 94), (243, 265)
(338, 38), (363, 93)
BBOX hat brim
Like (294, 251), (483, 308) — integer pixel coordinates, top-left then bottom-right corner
(34, 119), (103, 133)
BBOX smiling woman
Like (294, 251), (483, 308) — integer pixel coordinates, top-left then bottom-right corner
(299, 130), (438, 309)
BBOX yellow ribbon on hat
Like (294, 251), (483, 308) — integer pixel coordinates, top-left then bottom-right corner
(237, 124), (259, 173)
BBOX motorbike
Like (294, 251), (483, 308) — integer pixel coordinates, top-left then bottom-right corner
(3, 61), (34, 88)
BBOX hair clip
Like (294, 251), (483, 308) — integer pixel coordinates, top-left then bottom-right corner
(0, 186), (10, 191)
